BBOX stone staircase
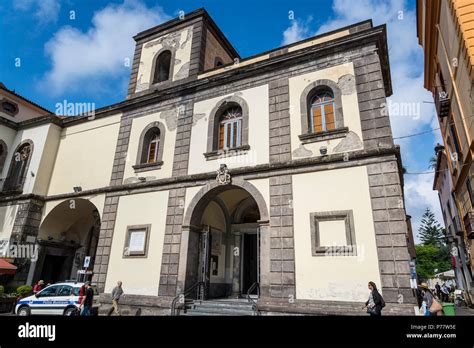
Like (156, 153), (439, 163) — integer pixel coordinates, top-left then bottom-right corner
(180, 298), (257, 316)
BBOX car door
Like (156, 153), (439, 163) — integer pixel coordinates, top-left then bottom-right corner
(55, 285), (74, 315)
(31, 285), (59, 315)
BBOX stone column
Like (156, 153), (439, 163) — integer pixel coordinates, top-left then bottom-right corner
(231, 232), (242, 298)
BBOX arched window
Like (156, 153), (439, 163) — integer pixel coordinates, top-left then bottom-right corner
(0, 140), (7, 174)
(134, 122), (166, 172)
(218, 107), (242, 150)
(153, 50), (172, 84)
(309, 89), (335, 133)
(142, 128), (161, 164)
(3, 141), (32, 192)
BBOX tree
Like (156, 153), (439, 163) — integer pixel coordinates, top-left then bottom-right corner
(415, 244), (452, 280)
(418, 208), (446, 247)
(415, 208), (451, 281)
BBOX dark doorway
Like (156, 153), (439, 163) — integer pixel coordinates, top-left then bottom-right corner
(40, 255), (67, 284)
(242, 233), (258, 295)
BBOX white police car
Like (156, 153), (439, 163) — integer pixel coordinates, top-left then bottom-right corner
(15, 282), (100, 316)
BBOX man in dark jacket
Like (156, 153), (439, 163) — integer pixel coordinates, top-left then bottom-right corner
(80, 282), (94, 316)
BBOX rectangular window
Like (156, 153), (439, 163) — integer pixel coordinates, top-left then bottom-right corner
(324, 104), (335, 131)
(450, 123), (461, 156)
(467, 178), (474, 208)
(123, 225), (151, 258)
(311, 103), (336, 133)
(310, 210), (356, 256)
(312, 107), (323, 132)
(222, 119), (241, 150)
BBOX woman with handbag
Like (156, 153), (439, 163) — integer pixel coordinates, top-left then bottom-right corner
(419, 283), (443, 316)
(363, 281), (385, 316)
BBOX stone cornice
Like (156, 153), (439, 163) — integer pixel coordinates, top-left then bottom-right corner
(0, 146), (401, 204)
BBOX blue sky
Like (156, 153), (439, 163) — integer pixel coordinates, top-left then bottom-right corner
(0, 0), (442, 239)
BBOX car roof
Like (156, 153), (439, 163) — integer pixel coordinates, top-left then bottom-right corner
(44, 282), (95, 287)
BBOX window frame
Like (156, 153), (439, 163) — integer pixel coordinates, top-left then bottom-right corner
(0, 140), (8, 175)
(299, 79), (347, 144)
(205, 96), (250, 160)
(123, 224), (151, 258)
(309, 91), (336, 133)
(0, 98), (19, 117)
(133, 122), (166, 173)
(3, 139), (34, 193)
(150, 48), (176, 86)
(219, 107), (243, 150)
(309, 210), (356, 257)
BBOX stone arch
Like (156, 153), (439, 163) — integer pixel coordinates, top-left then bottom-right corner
(300, 79), (345, 134)
(183, 178), (269, 228)
(206, 95), (250, 153)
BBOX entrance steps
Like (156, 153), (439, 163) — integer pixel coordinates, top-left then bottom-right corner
(181, 298), (257, 316)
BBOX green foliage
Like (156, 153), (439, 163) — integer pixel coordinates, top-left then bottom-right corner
(0, 285), (4, 295)
(418, 208), (446, 247)
(415, 244), (452, 280)
(416, 208), (451, 281)
(16, 285), (32, 296)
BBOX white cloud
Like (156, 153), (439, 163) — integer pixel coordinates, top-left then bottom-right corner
(281, 0), (443, 239)
(282, 19), (311, 45)
(405, 174), (444, 241)
(14, 0), (60, 24)
(41, 0), (170, 95)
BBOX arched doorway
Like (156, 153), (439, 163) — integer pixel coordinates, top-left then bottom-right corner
(32, 199), (100, 284)
(183, 182), (268, 300)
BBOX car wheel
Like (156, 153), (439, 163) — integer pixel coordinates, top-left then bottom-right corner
(17, 306), (30, 316)
(64, 307), (79, 316)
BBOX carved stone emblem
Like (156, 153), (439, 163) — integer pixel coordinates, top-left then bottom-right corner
(216, 164), (231, 185)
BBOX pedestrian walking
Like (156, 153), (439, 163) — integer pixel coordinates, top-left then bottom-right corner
(419, 283), (443, 316)
(33, 280), (44, 295)
(80, 281), (94, 316)
(435, 282), (441, 299)
(441, 284), (450, 302)
(362, 281), (385, 316)
(107, 281), (123, 316)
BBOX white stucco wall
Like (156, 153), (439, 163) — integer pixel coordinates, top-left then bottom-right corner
(47, 115), (121, 196)
(292, 165), (381, 302)
(188, 85), (270, 175)
(0, 204), (18, 240)
(105, 190), (169, 295)
(289, 63), (364, 160)
(122, 111), (176, 182)
(33, 124), (61, 195)
(135, 25), (194, 93)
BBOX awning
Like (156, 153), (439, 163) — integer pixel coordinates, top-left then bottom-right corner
(0, 258), (17, 275)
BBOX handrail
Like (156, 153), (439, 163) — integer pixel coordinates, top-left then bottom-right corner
(171, 281), (205, 316)
(246, 282), (260, 316)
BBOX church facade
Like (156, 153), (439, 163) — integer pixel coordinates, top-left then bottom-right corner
(0, 9), (416, 315)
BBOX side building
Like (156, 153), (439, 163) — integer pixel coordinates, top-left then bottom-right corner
(1, 9), (416, 315)
(417, 0), (474, 300)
